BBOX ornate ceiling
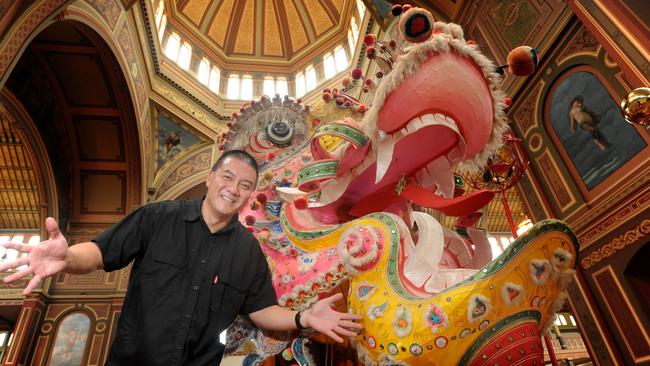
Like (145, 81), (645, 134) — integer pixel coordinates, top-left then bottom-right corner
(168, 0), (356, 72)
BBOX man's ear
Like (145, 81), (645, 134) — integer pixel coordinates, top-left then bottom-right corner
(206, 171), (214, 187)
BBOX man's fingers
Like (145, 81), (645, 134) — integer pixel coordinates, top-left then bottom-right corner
(339, 320), (362, 330)
(23, 275), (42, 295)
(45, 217), (60, 240)
(0, 258), (29, 273)
(325, 330), (344, 343)
(340, 313), (362, 321)
(333, 326), (357, 338)
(1, 242), (32, 253)
(3, 267), (32, 284)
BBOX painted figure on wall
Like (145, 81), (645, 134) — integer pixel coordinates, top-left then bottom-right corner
(568, 95), (610, 151)
(156, 112), (201, 168)
(48, 312), (90, 366)
(549, 71), (646, 189)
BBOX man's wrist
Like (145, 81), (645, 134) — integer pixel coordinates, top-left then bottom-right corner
(295, 310), (309, 330)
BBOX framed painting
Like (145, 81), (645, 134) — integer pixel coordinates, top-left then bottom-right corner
(48, 312), (91, 366)
(547, 68), (646, 191)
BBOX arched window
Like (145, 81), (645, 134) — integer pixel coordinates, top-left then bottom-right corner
(197, 58), (210, 85)
(158, 15), (167, 41)
(323, 53), (336, 79)
(227, 74), (240, 99)
(276, 77), (288, 97)
(335, 46), (348, 72)
(155, 0), (165, 27)
(164, 32), (180, 60)
(177, 42), (192, 70)
(305, 66), (317, 91)
(347, 30), (355, 52)
(295, 73), (306, 97)
(263, 77), (275, 97)
(240, 75), (253, 100)
(351, 16), (359, 41)
(208, 66), (220, 93)
(356, 0), (366, 19)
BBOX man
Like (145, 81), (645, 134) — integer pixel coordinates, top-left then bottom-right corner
(0, 149), (361, 365)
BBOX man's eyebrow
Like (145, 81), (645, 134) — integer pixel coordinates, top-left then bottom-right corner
(224, 169), (254, 186)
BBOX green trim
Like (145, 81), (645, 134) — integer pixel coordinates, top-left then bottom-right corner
(444, 220), (578, 291)
(296, 160), (339, 185)
(314, 123), (369, 148)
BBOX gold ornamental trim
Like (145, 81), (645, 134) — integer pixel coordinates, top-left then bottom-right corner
(581, 219), (650, 269)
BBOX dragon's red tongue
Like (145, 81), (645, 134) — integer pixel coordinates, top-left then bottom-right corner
(401, 184), (494, 216)
(350, 183), (494, 217)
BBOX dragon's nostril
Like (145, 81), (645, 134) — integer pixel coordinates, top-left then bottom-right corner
(399, 8), (434, 43)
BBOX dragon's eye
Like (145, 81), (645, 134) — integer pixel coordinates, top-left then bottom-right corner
(267, 120), (293, 146)
(399, 7), (434, 43)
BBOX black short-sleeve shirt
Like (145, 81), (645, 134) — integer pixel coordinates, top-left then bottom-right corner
(93, 199), (278, 365)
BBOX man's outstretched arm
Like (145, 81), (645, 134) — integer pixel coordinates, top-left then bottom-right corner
(248, 293), (362, 343)
(0, 217), (103, 295)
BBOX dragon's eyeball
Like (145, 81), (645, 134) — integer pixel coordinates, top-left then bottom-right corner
(267, 119), (293, 146)
(399, 7), (434, 43)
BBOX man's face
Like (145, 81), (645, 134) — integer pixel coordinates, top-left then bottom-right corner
(205, 156), (257, 218)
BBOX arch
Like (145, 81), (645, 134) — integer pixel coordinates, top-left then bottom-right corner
(4, 19), (142, 231)
(0, 90), (58, 230)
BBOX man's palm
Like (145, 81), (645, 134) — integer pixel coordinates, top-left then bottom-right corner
(0, 217), (68, 295)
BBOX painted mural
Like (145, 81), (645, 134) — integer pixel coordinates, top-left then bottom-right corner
(156, 112), (201, 168)
(549, 71), (646, 189)
(48, 312), (91, 366)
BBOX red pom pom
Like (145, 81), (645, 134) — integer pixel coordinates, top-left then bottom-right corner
(358, 104), (367, 113)
(402, 4), (412, 12)
(366, 47), (376, 59)
(507, 46), (538, 76)
(231, 112), (238, 119)
(351, 67), (363, 80)
(364, 78), (373, 86)
(335, 97), (345, 105)
(342, 78), (351, 87)
(256, 193), (267, 204)
(376, 71), (383, 78)
(364, 34), (377, 46)
(267, 152), (276, 161)
(246, 226), (254, 233)
(504, 97), (513, 106)
(323, 88), (331, 93)
(293, 196), (308, 210)
(389, 39), (397, 48)
(322, 92), (332, 102)
(362, 87), (369, 93)
(245, 214), (255, 226)
(391, 4), (403, 16)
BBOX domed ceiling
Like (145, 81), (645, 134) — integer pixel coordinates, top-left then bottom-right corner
(167, 0), (356, 72)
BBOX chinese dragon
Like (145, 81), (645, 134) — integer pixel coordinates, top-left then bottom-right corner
(222, 5), (577, 366)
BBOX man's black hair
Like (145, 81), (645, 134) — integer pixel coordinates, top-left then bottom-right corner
(211, 149), (259, 177)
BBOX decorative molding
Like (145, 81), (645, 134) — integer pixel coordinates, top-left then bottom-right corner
(537, 150), (575, 211)
(557, 25), (599, 63)
(592, 265), (650, 361)
(0, 0), (69, 83)
(156, 150), (211, 198)
(85, 0), (121, 31)
(581, 219), (650, 270)
(578, 189), (650, 247)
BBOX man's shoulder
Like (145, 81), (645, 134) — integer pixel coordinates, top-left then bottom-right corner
(139, 200), (200, 218)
